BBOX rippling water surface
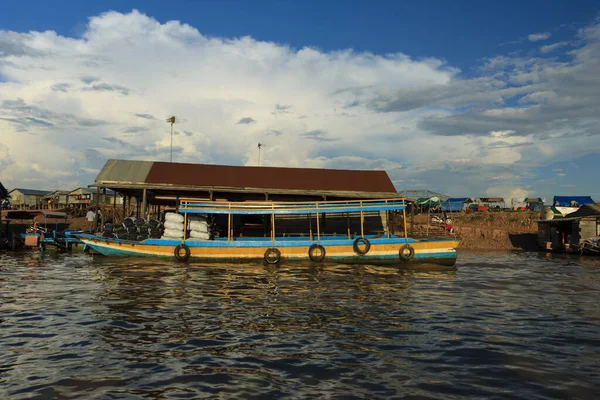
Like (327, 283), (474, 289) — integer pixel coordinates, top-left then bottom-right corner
(1, 251), (600, 399)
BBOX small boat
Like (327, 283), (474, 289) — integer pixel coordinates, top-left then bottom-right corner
(76, 198), (459, 266)
(2, 210), (83, 252)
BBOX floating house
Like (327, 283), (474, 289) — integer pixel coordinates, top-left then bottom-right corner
(537, 204), (600, 253)
(41, 190), (70, 208)
(8, 188), (51, 209)
(68, 187), (122, 207)
(90, 159), (399, 235)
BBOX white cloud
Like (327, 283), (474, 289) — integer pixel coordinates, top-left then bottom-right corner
(528, 32), (551, 42)
(0, 9), (598, 201)
(540, 41), (569, 53)
(486, 186), (529, 203)
(0, 9), (453, 191)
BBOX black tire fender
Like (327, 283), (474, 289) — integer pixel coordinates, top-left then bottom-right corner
(399, 244), (415, 261)
(174, 243), (191, 262)
(353, 237), (371, 256)
(264, 247), (281, 264)
(308, 244), (326, 262)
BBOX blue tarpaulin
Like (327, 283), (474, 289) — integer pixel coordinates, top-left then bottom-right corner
(553, 196), (595, 207)
(441, 198), (468, 212)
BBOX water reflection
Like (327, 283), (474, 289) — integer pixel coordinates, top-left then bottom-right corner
(0, 252), (599, 398)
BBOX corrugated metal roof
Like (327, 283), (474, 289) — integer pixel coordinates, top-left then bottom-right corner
(95, 159), (154, 184)
(565, 204), (600, 218)
(94, 159), (397, 196)
(9, 188), (51, 196)
(145, 161), (396, 194)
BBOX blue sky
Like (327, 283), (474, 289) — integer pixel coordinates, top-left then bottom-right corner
(3, 0), (597, 73)
(1, 1), (600, 201)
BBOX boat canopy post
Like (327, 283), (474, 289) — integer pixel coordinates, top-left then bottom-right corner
(316, 206), (321, 241)
(227, 204), (231, 241)
(271, 204), (275, 241)
(183, 212), (187, 241)
(271, 214), (275, 241)
(360, 201), (364, 238)
(308, 214), (313, 241)
(347, 212), (351, 239)
(386, 209), (390, 239)
(402, 208), (409, 243)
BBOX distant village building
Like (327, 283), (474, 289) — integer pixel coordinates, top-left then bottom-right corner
(478, 197), (505, 210)
(8, 188), (51, 209)
(68, 187), (123, 207)
(41, 190), (70, 208)
(68, 188), (94, 206)
(538, 204), (600, 252)
(441, 198), (472, 212)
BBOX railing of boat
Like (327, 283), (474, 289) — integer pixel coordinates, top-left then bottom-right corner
(178, 198), (408, 242)
(178, 198), (407, 215)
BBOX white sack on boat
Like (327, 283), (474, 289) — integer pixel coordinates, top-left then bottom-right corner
(165, 212), (184, 223)
(163, 228), (184, 238)
(187, 214), (207, 222)
(160, 236), (183, 240)
(164, 221), (184, 230)
(189, 230), (210, 240)
(188, 220), (208, 232)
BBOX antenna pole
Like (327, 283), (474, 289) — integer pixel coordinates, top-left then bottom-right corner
(167, 116), (176, 163)
(257, 143), (262, 167)
(170, 122), (173, 163)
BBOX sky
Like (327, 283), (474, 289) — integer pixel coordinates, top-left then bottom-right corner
(1, 0), (599, 202)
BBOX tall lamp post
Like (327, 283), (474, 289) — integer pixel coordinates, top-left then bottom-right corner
(257, 142), (265, 166)
(166, 116), (176, 162)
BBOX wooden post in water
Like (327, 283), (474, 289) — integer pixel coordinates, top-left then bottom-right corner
(94, 186), (100, 233)
(113, 190), (117, 224)
(141, 189), (147, 220)
(427, 205), (430, 237)
(410, 203), (414, 237)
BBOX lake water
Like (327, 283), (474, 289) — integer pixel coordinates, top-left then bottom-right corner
(1, 251), (599, 399)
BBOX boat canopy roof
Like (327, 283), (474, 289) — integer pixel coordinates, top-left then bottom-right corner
(179, 198), (406, 215)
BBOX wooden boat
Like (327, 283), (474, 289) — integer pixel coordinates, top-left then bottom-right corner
(1, 210), (83, 252)
(76, 198), (459, 266)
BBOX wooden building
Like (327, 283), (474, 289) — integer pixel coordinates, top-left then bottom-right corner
(68, 187), (122, 207)
(90, 159), (398, 234)
(8, 188), (51, 209)
(479, 197), (505, 210)
(41, 190), (70, 208)
(538, 204), (600, 252)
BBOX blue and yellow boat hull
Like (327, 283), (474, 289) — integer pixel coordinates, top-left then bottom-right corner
(77, 234), (458, 267)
